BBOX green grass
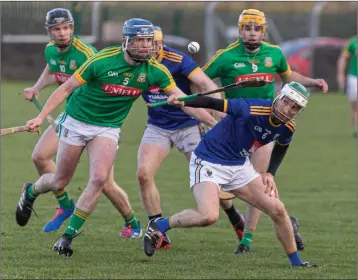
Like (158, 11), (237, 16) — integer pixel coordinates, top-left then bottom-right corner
(1, 80), (356, 279)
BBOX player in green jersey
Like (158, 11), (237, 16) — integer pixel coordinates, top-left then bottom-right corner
(20, 10), (143, 238)
(337, 36), (357, 137)
(18, 18), (216, 257)
(201, 9), (328, 254)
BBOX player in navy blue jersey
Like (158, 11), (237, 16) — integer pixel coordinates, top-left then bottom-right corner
(143, 81), (319, 268)
(138, 26), (245, 249)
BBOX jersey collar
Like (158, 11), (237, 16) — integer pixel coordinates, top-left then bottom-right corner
(156, 50), (164, 63)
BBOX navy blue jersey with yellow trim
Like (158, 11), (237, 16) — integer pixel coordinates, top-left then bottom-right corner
(142, 45), (200, 130)
(194, 98), (295, 165)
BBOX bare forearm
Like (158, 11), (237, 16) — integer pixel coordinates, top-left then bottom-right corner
(39, 79), (75, 120)
(282, 71), (316, 87)
(337, 56), (347, 77)
(33, 65), (57, 91)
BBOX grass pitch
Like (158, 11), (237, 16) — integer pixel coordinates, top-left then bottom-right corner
(1, 80), (356, 279)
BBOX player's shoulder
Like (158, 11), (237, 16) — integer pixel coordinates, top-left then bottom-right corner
(284, 120), (296, 132)
(45, 41), (56, 52)
(245, 98), (272, 116)
(217, 40), (241, 57)
(347, 36), (358, 46)
(261, 41), (284, 53)
(72, 36), (98, 58)
(162, 45), (185, 63)
(86, 45), (121, 65)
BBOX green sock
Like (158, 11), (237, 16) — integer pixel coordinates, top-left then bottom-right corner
(54, 189), (73, 209)
(64, 208), (89, 237)
(27, 184), (38, 201)
(125, 212), (140, 229)
(239, 229), (254, 248)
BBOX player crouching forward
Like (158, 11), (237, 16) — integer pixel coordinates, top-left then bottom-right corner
(143, 82), (319, 268)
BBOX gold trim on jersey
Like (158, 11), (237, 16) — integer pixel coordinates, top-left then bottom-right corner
(75, 48), (121, 83)
(187, 67), (200, 79)
(285, 121), (296, 132)
(269, 116), (281, 127)
(46, 41), (55, 47)
(163, 55), (182, 63)
(280, 65), (292, 77)
(223, 99), (228, 113)
(72, 37), (95, 58)
(261, 41), (281, 49)
(277, 140), (290, 146)
(148, 57), (176, 88)
(250, 106), (272, 116)
(76, 47), (121, 77)
(157, 50), (164, 63)
(202, 41), (240, 71)
(163, 50), (183, 61)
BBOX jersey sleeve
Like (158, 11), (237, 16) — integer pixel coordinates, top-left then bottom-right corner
(343, 39), (355, 57)
(277, 121), (296, 145)
(74, 54), (99, 84)
(202, 50), (225, 79)
(276, 48), (291, 77)
(148, 58), (176, 92)
(180, 54), (200, 79)
(225, 98), (250, 117)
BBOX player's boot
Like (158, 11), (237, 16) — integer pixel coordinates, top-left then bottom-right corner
(158, 233), (171, 249)
(53, 234), (73, 257)
(120, 221), (143, 239)
(143, 218), (164, 257)
(232, 211), (245, 241)
(16, 183), (36, 226)
(290, 216), (304, 251)
(233, 244), (250, 254)
(299, 262), (320, 268)
(43, 201), (75, 232)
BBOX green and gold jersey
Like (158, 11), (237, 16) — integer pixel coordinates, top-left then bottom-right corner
(203, 39), (291, 100)
(45, 35), (97, 102)
(66, 46), (176, 128)
(342, 37), (357, 77)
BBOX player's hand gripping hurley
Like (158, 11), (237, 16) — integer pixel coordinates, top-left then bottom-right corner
(148, 78), (267, 108)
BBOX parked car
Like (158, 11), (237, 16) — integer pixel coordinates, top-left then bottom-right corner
(275, 37), (347, 90)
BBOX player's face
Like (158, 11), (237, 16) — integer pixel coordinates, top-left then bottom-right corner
(48, 23), (73, 48)
(272, 96), (303, 123)
(127, 37), (154, 60)
(240, 24), (262, 49)
(153, 39), (163, 58)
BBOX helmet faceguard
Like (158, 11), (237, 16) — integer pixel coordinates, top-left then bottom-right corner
(238, 9), (267, 51)
(122, 18), (155, 62)
(272, 82), (310, 123)
(45, 8), (74, 49)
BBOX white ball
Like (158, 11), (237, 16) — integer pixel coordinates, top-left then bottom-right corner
(188, 41), (200, 53)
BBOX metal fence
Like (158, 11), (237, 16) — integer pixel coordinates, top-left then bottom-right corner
(1, 1), (357, 86)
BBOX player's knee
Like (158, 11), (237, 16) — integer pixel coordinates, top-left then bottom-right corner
(268, 201), (287, 222)
(31, 150), (47, 166)
(201, 212), (219, 226)
(137, 165), (154, 187)
(52, 176), (71, 192)
(89, 174), (108, 189)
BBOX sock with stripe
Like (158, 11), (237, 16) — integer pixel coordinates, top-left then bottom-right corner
(239, 228), (254, 248)
(54, 189), (73, 210)
(155, 217), (172, 234)
(123, 210), (140, 229)
(224, 205), (244, 227)
(27, 184), (38, 201)
(148, 213), (162, 221)
(287, 250), (303, 266)
(64, 208), (89, 238)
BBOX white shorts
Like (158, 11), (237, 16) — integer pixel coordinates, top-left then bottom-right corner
(57, 113), (121, 147)
(140, 124), (203, 154)
(347, 75), (357, 102)
(189, 153), (260, 192)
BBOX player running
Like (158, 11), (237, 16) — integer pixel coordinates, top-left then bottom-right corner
(138, 26), (244, 250)
(143, 81), (319, 268)
(337, 36), (357, 138)
(17, 18), (215, 257)
(21, 8), (142, 238)
(200, 9), (328, 253)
